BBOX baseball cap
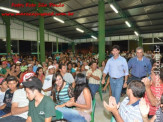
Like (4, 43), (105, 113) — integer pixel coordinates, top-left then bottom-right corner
(27, 64), (33, 67)
(48, 65), (54, 70)
(23, 73), (35, 82)
(0, 78), (5, 85)
(16, 61), (21, 64)
(22, 77), (42, 90)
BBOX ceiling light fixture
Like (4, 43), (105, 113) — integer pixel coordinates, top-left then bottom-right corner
(53, 17), (64, 23)
(0, 6), (20, 13)
(76, 28), (84, 33)
(91, 35), (97, 39)
(134, 31), (139, 36)
(125, 21), (131, 27)
(110, 4), (118, 13)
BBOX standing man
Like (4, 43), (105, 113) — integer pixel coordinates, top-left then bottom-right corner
(102, 45), (128, 103)
(128, 47), (152, 83)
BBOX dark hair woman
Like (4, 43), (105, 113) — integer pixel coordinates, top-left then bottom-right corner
(52, 72), (73, 108)
(35, 67), (45, 84)
(57, 73), (92, 122)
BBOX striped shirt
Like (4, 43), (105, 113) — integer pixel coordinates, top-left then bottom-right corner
(144, 83), (163, 115)
(119, 97), (143, 122)
(55, 83), (71, 105)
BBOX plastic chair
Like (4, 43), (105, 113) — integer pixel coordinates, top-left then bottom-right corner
(91, 98), (96, 122)
(98, 80), (103, 101)
(56, 110), (63, 120)
(111, 116), (116, 122)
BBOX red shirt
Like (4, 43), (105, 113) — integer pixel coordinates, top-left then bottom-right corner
(144, 83), (163, 115)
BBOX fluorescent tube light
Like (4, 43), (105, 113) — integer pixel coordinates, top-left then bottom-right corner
(0, 6), (20, 13)
(134, 31), (139, 36)
(76, 28), (84, 33)
(125, 21), (131, 27)
(53, 17), (64, 23)
(91, 35), (97, 39)
(110, 4), (118, 13)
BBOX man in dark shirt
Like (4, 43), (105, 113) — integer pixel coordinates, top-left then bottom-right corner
(0, 76), (18, 117)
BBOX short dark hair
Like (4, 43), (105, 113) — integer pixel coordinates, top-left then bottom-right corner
(112, 45), (120, 51)
(27, 86), (42, 93)
(6, 76), (18, 83)
(59, 63), (66, 69)
(128, 80), (145, 98)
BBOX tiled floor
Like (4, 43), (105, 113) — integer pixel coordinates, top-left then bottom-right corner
(94, 89), (126, 122)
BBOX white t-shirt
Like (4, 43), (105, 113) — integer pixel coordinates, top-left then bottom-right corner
(12, 88), (29, 119)
(63, 73), (74, 84)
(0, 89), (5, 106)
(42, 74), (53, 96)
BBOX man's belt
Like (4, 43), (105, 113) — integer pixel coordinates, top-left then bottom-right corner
(131, 75), (146, 79)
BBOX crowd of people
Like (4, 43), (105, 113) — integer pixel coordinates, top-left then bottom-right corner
(0, 45), (162, 122)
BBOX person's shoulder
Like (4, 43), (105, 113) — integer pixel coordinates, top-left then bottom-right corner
(143, 56), (150, 61)
(43, 96), (54, 104)
(14, 88), (25, 94)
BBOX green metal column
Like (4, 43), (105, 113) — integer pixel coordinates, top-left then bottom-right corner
(72, 42), (75, 53)
(56, 37), (59, 53)
(39, 9), (45, 63)
(139, 37), (143, 47)
(37, 30), (40, 61)
(3, 16), (11, 54)
(98, 0), (105, 66)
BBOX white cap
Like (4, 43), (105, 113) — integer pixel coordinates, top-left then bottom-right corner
(27, 64), (33, 67)
(16, 61), (21, 64)
(48, 65), (54, 70)
(23, 73), (35, 82)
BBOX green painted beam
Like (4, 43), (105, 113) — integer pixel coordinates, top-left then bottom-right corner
(72, 42), (75, 53)
(98, 0), (105, 66)
(2, 16), (11, 54)
(39, 8), (45, 63)
(139, 37), (143, 47)
(37, 30), (40, 61)
(56, 37), (59, 53)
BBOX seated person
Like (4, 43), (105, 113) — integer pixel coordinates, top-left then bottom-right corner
(57, 73), (92, 122)
(86, 61), (102, 98)
(0, 75), (30, 122)
(0, 61), (8, 78)
(103, 80), (146, 122)
(42, 65), (55, 96)
(23, 77), (56, 122)
(52, 73), (73, 108)
(0, 76), (18, 117)
(0, 78), (8, 106)
(139, 96), (163, 122)
(142, 67), (163, 118)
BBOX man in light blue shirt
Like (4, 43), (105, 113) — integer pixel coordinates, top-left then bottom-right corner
(102, 45), (129, 103)
(128, 47), (152, 84)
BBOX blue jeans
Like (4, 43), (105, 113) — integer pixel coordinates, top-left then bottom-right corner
(0, 110), (6, 117)
(110, 77), (124, 103)
(0, 116), (26, 122)
(57, 107), (86, 122)
(88, 84), (99, 98)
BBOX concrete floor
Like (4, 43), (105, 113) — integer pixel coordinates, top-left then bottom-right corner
(94, 89), (126, 122)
